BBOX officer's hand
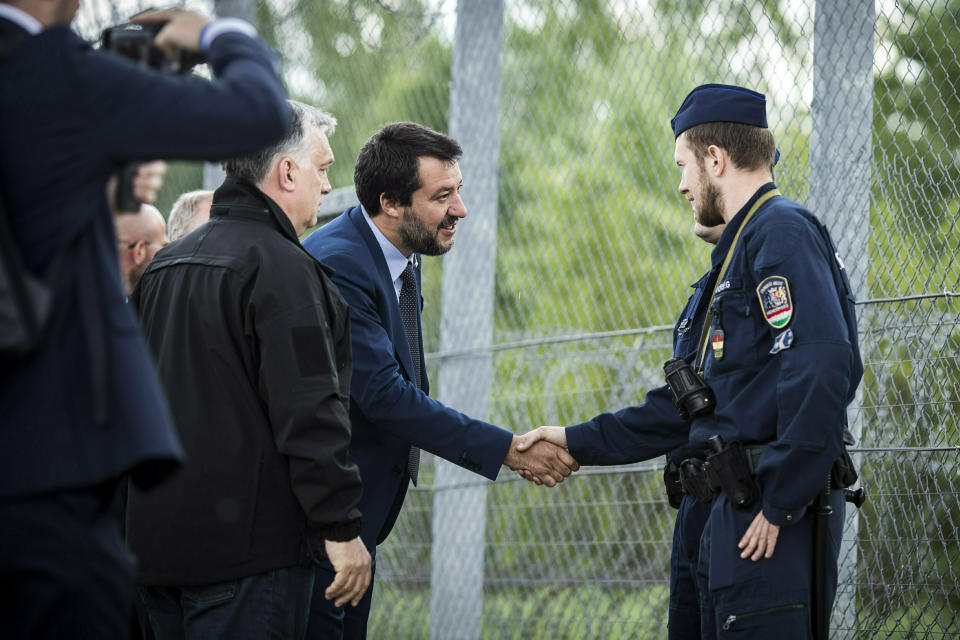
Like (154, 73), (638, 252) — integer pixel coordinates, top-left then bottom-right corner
(738, 510), (781, 561)
(515, 426), (568, 452)
(504, 436), (578, 487)
(513, 427), (574, 485)
(324, 536), (371, 607)
(130, 7), (211, 55)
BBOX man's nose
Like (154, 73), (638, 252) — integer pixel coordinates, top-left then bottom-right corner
(450, 192), (467, 218)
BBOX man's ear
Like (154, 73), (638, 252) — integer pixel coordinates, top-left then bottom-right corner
(277, 157), (297, 193)
(131, 240), (148, 266)
(705, 145), (727, 177)
(379, 193), (402, 220)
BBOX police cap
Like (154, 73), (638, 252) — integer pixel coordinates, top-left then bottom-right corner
(671, 84), (768, 139)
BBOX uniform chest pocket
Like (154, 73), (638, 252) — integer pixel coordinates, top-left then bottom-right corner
(707, 285), (762, 373)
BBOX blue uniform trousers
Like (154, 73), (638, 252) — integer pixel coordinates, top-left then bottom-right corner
(669, 496), (712, 639)
(696, 491), (845, 639)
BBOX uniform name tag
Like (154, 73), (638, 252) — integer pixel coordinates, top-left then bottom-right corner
(757, 276), (793, 328)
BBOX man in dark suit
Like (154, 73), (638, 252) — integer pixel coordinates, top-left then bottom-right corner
(302, 122), (579, 638)
(0, 2), (289, 637)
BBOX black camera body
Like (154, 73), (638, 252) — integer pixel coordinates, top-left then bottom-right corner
(101, 21), (205, 74)
(100, 19), (206, 211)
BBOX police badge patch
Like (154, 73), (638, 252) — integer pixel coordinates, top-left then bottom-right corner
(756, 276), (793, 328)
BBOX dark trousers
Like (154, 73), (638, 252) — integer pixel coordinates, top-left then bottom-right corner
(306, 555), (376, 640)
(696, 491), (845, 639)
(668, 495), (712, 639)
(0, 479), (134, 639)
(138, 565), (314, 640)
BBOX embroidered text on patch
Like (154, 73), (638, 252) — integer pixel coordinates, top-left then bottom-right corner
(757, 276), (793, 328)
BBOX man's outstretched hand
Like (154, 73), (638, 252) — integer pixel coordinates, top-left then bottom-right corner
(505, 429), (578, 486)
(503, 434), (578, 486)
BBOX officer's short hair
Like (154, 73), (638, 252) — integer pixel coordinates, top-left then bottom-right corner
(684, 122), (776, 174)
(223, 100), (336, 186)
(353, 122), (462, 216)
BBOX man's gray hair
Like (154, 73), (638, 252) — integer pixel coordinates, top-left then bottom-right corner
(223, 100), (337, 186)
(167, 189), (213, 241)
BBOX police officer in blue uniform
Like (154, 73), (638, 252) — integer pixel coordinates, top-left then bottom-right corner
(519, 84), (863, 638)
(664, 221), (724, 639)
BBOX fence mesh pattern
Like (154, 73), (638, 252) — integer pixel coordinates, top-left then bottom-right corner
(75, 0), (960, 637)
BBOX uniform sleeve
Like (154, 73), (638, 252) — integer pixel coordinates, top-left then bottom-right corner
(252, 286), (362, 542)
(749, 219), (853, 526)
(326, 253), (513, 480)
(74, 31), (290, 162)
(565, 384), (689, 465)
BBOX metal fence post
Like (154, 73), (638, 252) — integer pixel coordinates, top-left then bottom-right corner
(204, 0), (258, 191)
(810, 1), (874, 637)
(429, 1), (504, 639)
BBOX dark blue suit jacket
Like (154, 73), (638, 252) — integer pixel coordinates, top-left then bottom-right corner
(0, 17), (290, 498)
(303, 206), (513, 547)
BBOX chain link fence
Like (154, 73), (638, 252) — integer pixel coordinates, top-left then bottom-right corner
(76, 0), (960, 637)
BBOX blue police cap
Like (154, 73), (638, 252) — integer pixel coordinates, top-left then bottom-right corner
(671, 84), (768, 139)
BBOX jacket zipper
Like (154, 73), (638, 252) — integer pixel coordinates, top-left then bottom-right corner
(722, 603), (806, 631)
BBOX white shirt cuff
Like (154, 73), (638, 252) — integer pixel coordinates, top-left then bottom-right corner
(199, 17), (258, 52)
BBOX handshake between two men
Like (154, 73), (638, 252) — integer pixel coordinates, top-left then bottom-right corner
(506, 426), (573, 486)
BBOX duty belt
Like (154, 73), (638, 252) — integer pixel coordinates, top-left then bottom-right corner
(678, 443), (765, 504)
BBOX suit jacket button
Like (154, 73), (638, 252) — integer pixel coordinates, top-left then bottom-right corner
(391, 465), (403, 475)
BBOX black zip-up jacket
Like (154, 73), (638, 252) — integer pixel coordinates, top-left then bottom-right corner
(127, 177), (362, 585)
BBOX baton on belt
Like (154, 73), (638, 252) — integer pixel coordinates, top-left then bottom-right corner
(812, 474), (866, 640)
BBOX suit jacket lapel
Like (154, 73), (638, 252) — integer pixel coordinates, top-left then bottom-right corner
(345, 207), (419, 385)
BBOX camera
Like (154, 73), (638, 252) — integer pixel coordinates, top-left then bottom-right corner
(101, 20), (205, 74)
(100, 17), (206, 211)
(663, 357), (715, 421)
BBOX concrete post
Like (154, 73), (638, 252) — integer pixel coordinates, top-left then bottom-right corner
(429, 1), (504, 638)
(810, 2), (874, 636)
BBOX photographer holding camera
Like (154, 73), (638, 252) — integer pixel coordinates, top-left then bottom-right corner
(0, 2), (290, 638)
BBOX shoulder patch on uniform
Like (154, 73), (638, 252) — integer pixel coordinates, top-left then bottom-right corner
(756, 276), (793, 328)
(769, 328), (794, 354)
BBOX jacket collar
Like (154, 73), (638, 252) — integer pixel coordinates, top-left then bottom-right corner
(710, 182), (778, 268)
(345, 205), (397, 288)
(211, 176), (334, 275)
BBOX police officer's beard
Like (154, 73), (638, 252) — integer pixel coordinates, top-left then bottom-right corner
(695, 178), (725, 228)
(399, 207), (455, 256)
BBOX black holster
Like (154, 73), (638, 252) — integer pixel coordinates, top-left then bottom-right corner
(705, 440), (760, 509)
(663, 457), (684, 509)
(678, 439), (761, 509)
(831, 445), (859, 489)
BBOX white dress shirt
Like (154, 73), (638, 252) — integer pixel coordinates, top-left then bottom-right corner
(362, 207), (415, 302)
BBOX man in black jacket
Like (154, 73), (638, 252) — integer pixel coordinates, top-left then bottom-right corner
(129, 100), (370, 639)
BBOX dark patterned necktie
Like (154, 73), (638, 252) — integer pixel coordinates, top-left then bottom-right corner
(399, 261), (421, 485)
